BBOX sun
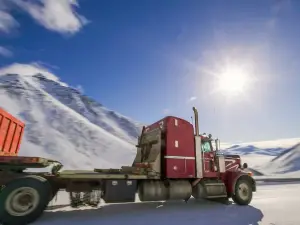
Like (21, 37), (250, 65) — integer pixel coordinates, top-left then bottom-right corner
(216, 64), (250, 95)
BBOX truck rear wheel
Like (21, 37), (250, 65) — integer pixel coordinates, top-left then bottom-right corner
(232, 178), (253, 205)
(0, 176), (51, 225)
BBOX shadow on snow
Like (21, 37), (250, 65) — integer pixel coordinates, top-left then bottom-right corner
(38, 199), (263, 225)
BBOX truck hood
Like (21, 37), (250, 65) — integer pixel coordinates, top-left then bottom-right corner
(224, 154), (241, 171)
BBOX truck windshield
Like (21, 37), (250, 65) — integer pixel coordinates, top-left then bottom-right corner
(201, 141), (212, 152)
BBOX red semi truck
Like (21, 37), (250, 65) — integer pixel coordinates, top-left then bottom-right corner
(0, 107), (255, 225)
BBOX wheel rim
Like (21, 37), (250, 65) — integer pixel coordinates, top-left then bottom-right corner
(237, 182), (250, 201)
(5, 187), (40, 216)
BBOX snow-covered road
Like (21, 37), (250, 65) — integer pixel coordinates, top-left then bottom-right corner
(35, 183), (300, 225)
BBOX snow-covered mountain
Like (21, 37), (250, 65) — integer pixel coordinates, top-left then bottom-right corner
(0, 64), (143, 170)
(222, 138), (300, 176)
(260, 143), (300, 175)
(223, 144), (286, 156)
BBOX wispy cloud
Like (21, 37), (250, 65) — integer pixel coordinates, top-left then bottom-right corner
(34, 60), (60, 70)
(267, 0), (291, 29)
(188, 96), (197, 102)
(0, 10), (19, 33)
(0, 46), (13, 57)
(0, 0), (88, 35)
(271, 0), (291, 15)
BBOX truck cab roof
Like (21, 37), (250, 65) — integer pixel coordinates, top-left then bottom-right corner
(144, 116), (214, 141)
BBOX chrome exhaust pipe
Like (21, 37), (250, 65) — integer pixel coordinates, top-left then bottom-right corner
(192, 107), (199, 136)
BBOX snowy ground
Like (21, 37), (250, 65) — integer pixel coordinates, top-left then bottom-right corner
(38, 183), (300, 225)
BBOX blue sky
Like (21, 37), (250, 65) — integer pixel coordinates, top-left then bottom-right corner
(0, 0), (299, 142)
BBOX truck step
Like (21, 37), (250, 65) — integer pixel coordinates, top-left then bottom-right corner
(206, 195), (227, 199)
(205, 183), (225, 186)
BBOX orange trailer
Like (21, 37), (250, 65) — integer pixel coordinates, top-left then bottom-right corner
(0, 107), (25, 156)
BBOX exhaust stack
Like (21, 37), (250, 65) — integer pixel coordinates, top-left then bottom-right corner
(192, 107), (199, 136)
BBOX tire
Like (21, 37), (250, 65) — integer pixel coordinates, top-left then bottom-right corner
(0, 176), (52, 225)
(232, 178), (253, 205)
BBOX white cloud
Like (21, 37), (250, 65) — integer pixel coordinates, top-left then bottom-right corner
(0, 62), (68, 86)
(35, 60), (60, 70)
(188, 96), (197, 102)
(0, 46), (13, 57)
(0, 10), (19, 33)
(1, 0), (88, 35)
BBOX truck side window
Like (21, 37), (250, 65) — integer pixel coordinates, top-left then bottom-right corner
(201, 141), (211, 152)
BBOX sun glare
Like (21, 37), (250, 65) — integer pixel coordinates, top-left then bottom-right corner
(216, 65), (250, 95)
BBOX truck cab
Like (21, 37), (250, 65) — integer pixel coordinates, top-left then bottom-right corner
(133, 116), (242, 180)
(133, 107), (255, 205)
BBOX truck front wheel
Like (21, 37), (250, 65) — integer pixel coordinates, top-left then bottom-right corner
(0, 176), (51, 225)
(232, 178), (253, 205)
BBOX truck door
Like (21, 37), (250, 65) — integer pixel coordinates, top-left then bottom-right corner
(201, 141), (218, 177)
